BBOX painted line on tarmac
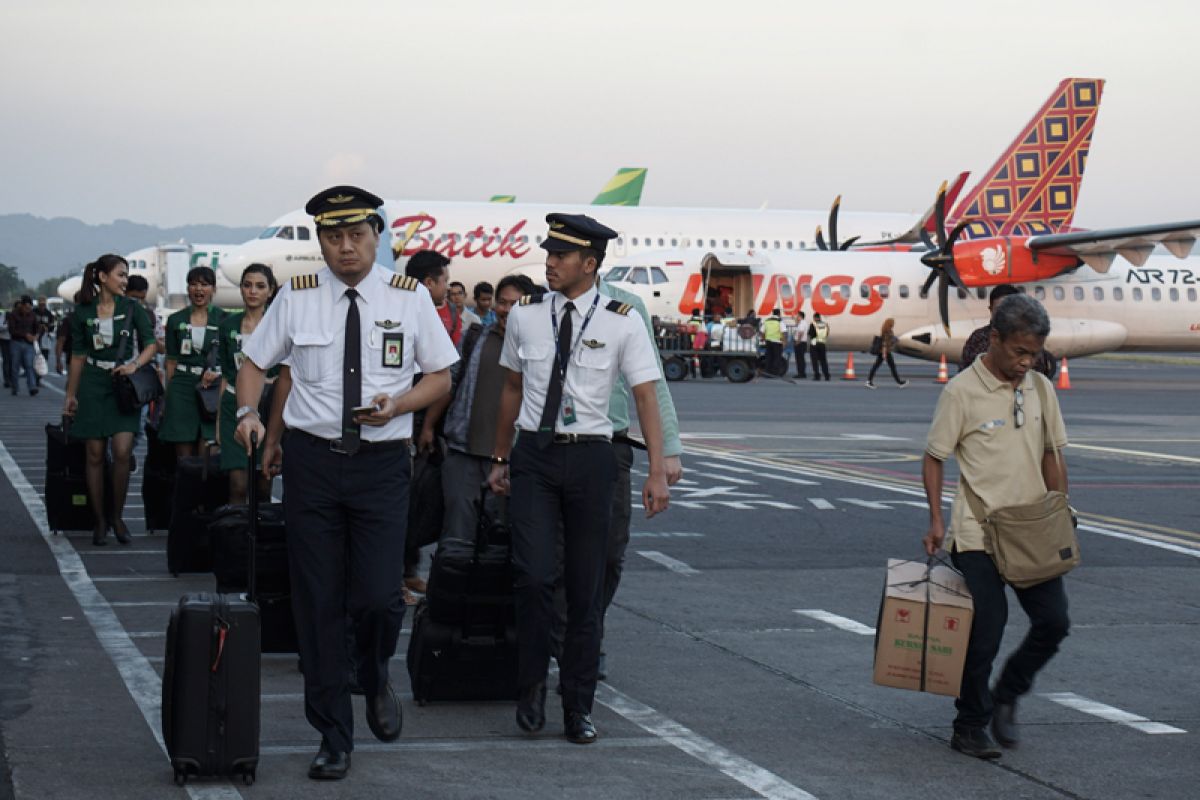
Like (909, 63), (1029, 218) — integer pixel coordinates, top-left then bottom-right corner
(0, 440), (244, 800)
(807, 498), (834, 510)
(594, 681), (819, 800)
(793, 610), (875, 636)
(110, 601), (178, 607)
(707, 461), (819, 486)
(1041, 693), (1187, 735)
(631, 531), (704, 538)
(637, 551), (700, 575)
(80, 549), (164, 555)
(1068, 443), (1200, 465)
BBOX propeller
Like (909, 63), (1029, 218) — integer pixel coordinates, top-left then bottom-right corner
(814, 195), (861, 251)
(918, 180), (974, 334)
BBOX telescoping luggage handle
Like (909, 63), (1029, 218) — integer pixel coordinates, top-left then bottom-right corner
(247, 431), (259, 603)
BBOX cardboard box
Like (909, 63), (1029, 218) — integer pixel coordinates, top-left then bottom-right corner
(872, 559), (974, 697)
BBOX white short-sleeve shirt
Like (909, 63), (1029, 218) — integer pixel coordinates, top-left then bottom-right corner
(499, 285), (661, 437)
(242, 264), (459, 441)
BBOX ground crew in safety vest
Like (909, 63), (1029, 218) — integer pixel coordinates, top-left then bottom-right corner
(808, 313), (831, 380)
(763, 308), (784, 376)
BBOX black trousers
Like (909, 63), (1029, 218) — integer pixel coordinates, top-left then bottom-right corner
(282, 430), (411, 753)
(793, 342), (807, 377)
(810, 343), (830, 379)
(510, 435), (616, 714)
(951, 550), (1070, 730)
(765, 341), (784, 376)
(867, 353), (903, 384)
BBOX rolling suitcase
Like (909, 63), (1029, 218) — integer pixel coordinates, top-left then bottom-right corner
(161, 433), (266, 786)
(167, 445), (228, 575)
(44, 418), (111, 533)
(141, 421), (176, 532)
(407, 487), (517, 704)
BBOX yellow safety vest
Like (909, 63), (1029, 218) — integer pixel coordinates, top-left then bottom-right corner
(763, 317), (783, 343)
(812, 322), (830, 344)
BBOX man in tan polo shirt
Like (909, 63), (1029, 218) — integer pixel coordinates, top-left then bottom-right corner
(922, 293), (1070, 760)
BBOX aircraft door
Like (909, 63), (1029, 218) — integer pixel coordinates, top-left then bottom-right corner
(613, 232), (628, 258)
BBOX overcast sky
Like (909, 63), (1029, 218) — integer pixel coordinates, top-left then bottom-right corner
(3, 0), (1196, 231)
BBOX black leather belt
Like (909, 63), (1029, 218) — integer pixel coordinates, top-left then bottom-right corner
(292, 428), (411, 455)
(519, 429), (611, 444)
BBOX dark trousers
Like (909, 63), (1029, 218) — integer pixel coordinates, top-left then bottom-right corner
(810, 342), (830, 380)
(0, 339), (9, 386)
(951, 550), (1070, 730)
(282, 430), (411, 753)
(765, 341), (784, 376)
(867, 353), (903, 384)
(510, 436), (615, 714)
(793, 342), (807, 377)
(10, 340), (35, 392)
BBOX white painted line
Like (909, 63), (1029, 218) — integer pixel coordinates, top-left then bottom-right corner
(39, 381), (66, 396)
(92, 575), (181, 582)
(842, 433), (907, 441)
(705, 462), (757, 474)
(1078, 523), (1200, 560)
(698, 472), (758, 486)
(0, 441), (244, 800)
(630, 531), (704, 538)
(717, 501), (755, 510)
(793, 609), (876, 636)
(756, 473), (820, 487)
(807, 498), (834, 510)
(755, 501), (799, 510)
(595, 681), (819, 800)
(637, 551), (700, 575)
(80, 550), (164, 556)
(838, 498), (892, 510)
(1067, 443), (1200, 465)
(1041, 692), (1187, 734)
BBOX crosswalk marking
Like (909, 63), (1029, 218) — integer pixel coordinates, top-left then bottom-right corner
(808, 498), (834, 510)
(637, 551), (700, 575)
(793, 609), (876, 636)
(838, 498), (892, 510)
(1041, 692), (1187, 734)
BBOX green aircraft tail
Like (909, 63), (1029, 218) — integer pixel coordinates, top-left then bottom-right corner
(489, 195), (516, 203)
(591, 167), (647, 206)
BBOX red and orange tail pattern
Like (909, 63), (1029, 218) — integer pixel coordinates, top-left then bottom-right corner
(948, 78), (1104, 238)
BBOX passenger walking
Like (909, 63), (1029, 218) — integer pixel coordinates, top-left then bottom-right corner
(449, 281), (482, 327)
(8, 296), (40, 396)
(0, 308), (10, 388)
(159, 267), (225, 458)
(865, 318), (908, 388)
(763, 308), (784, 375)
(34, 296), (55, 365)
(406, 252), (461, 346)
(473, 281), (497, 325)
(487, 213), (670, 745)
(792, 311), (808, 378)
(922, 293), (1071, 760)
(809, 312), (831, 380)
(62, 255), (157, 545)
(235, 186), (458, 781)
(216, 264), (279, 505)
(960, 285), (1057, 378)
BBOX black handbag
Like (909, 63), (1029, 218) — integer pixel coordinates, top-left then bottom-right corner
(869, 335), (883, 356)
(113, 304), (163, 414)
(194, 335), (221, 422)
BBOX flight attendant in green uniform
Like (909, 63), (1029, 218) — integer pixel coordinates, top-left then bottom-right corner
(63, 254), (158, 546)
(160, 266), (225, 457)
(216, 263), (279, 504)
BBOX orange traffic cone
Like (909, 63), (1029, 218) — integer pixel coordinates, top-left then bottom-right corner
(842, 352), (857, 380)
(1057, 356), (1071, 390)
(935, 355), (949, 384)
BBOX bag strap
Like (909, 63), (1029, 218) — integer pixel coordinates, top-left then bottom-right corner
(203, 326), (220, 372)
(1031, 374), (1063, 474)
(247, 431), (259, 603)
(115, 299), (136, 363)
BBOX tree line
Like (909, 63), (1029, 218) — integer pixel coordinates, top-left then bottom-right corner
(0, 263), (74, 307)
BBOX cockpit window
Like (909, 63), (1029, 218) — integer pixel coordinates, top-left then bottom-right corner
(604, 267), (630, 282)
(297, 226), (311, 241)
(277, 226), (294, 240)
(650, 267), (669, 285)
(257, 226), (280, 239)
(627, 267), (650, 285)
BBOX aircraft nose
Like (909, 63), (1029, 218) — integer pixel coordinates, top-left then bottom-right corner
(57, 275), (82, 302)
(219, 251), (251, 286)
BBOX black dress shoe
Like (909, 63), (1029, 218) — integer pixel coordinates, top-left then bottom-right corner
(991, 701), (1019, 748)
(950, 727), (1002, 760)
(564, 711), (597, 744)
(365, 682), (402, 742)
(113, 519), (132, 545)
(308, 743), (350, 780)
(91, 523), (108, 546)
(516, 681), (546, 732)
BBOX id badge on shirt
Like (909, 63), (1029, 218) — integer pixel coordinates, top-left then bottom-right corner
(92, 334), (105, 350)
(561, 394), (577, 426)
(382, 332), (403, 368)
(180, 339), (193, 356)
(234, 351), (245, 370)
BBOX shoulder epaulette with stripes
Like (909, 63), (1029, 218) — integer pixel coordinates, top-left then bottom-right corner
(290, 274), (319, 290)
(518, 294), (544, 306)
(389, 274), (419, 291)
(605, 299), (632, 316)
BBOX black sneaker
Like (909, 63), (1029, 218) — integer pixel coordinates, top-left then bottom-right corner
(950, 727), (1002, 759)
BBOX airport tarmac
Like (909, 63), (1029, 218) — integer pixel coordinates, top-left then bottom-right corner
(0, 356), (1196, 799)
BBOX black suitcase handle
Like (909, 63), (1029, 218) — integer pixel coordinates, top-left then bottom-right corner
(247, 432), (259, 603)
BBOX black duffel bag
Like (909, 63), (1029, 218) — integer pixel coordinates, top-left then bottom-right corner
(194, 337), (221, 422)
(112, 309), (163, 414)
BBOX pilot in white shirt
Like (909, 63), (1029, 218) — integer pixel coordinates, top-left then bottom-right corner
(487, 213), (670, 746)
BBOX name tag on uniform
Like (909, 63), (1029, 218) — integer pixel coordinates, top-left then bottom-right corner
(92, 334), (105, 350)
(180, 339), (193, 356)
(382, 332), (403, 367)
(234, 352), (245, 370)
(561, 394), (577, 426)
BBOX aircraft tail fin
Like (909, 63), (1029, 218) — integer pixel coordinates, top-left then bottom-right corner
(490, 195), (516, 203)
(947, 78), (1104, 238)
(592, 167), (648, 206)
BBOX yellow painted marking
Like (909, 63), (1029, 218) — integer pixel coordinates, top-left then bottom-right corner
(599, 168), (646, 193)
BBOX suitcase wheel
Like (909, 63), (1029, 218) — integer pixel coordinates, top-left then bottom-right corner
(173, 767), (187, 786)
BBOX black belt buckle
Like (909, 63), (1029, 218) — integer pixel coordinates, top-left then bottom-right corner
(329, 438), (350, 455)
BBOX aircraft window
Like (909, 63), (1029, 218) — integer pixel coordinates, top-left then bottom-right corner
(604, 267), (630, 282)
(722, 239), (729, 247)
(787, 241), (793, 249)
(651, 267), (669, 284)
(632, 237), (639, 246)
(297, 226), (310, 240)
(957, 288), (968, 299)
(1152, 287), (1162, 301)
(1017, 285), (1027, 293)
(1053, 286), (1065, 301)
(658, 238), (665, 246)
(671, 238), (678, 247)
(774, 241), (781, 249)
(1170, 288), (1180, 301)
(616, 237), (624, 246)
(277, 226), (294, 240)
(860, 284), (871, 298)
(1093, 287), (1104, 301)
(820, 285), (832, 301)
(258, 226), (279, 239)
(1034, 286), (1046, 300)
(736, 240), (743, 248)
(1073, 286), (1083, 301)
(1133, 287), (1143, 301)
(976, 288), (987, 300)
(878, 284), (890, 298)
(898, 284), (909, 299)
(802, 284), (813, 299)
(1113, 287), (1124, 301)
(628, 267), (650, 285)
(1189, 288), (1198, 302)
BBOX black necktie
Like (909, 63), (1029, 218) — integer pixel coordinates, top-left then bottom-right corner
(342, 288), (361, 455)
(537, 301), (573, 448)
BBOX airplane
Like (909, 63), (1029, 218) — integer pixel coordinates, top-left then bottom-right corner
(490, 167), (648, 206)
(216, 79), (1102, 300)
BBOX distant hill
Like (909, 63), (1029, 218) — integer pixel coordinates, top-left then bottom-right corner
(0, 214), (261, 285)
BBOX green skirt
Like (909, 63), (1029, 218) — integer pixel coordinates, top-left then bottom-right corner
(159, 372), (216, 444)
(217, 390), (266, 471)
(70, 363), (140, 439)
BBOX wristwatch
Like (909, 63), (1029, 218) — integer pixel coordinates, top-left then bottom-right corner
(235, 405), (260, 422)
